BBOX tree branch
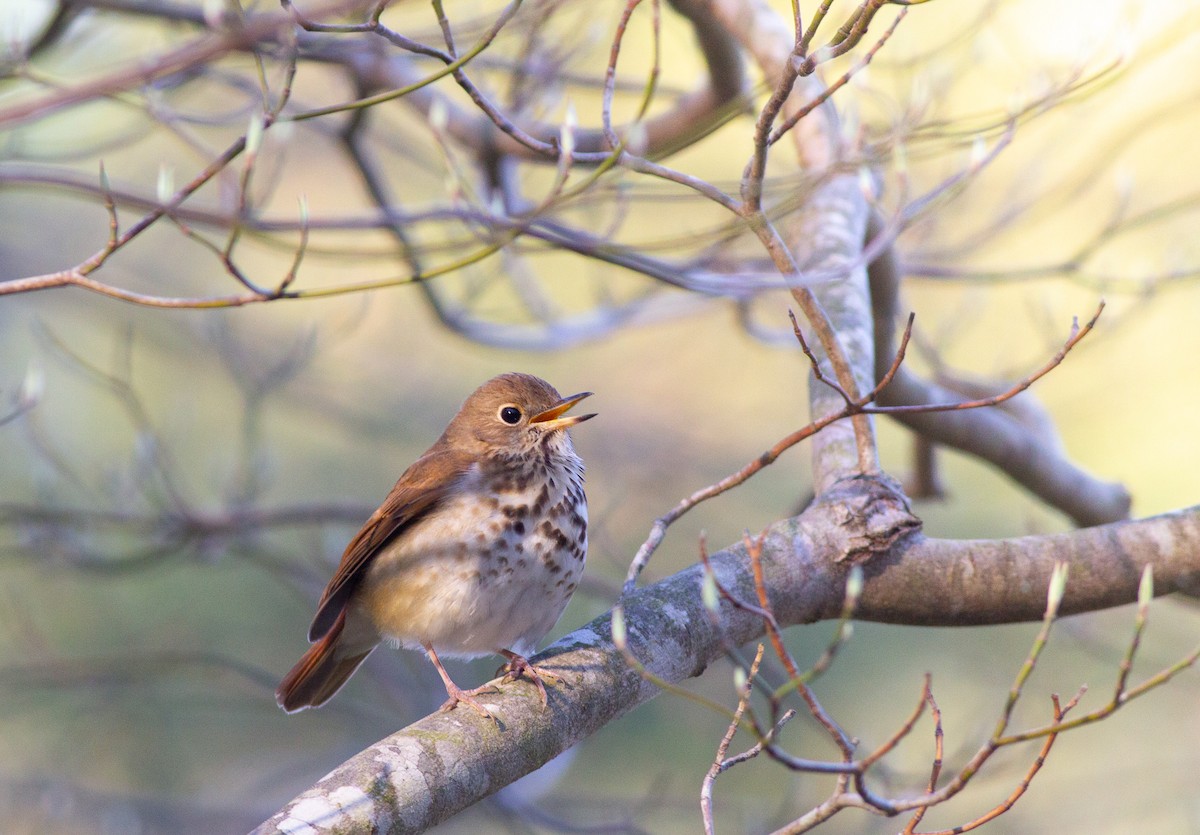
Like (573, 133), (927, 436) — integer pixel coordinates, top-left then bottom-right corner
(257, 498), (1200, 833)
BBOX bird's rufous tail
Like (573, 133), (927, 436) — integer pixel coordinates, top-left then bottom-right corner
(275, 609), (375, 713)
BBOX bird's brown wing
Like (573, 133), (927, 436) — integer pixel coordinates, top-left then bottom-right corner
(307, 446), (473, 642)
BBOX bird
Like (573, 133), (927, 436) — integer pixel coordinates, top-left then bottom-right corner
(275, 372), (595, 718)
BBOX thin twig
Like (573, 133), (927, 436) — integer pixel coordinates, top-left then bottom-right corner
(769, 7), (907, 146)
(701, 644), (766, 835)
(624, 304), (1096, 590)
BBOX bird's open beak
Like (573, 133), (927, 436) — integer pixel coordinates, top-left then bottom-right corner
(529, 391), (596, 431)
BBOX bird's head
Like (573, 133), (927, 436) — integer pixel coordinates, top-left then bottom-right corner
(444, 372), (596, 459)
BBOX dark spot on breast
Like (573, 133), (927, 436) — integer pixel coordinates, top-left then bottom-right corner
(532, 484), (550, 515)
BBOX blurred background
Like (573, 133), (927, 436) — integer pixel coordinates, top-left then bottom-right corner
(1, 0), (1199, 832)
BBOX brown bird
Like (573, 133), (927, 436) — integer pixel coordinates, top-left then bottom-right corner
(276, 373), (594, 717)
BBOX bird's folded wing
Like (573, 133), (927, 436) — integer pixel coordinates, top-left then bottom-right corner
(307, 447), (473, 642)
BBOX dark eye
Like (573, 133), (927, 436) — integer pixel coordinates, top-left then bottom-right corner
(499, 405), (522, 425)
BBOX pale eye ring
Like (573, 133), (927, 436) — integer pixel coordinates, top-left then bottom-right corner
(499, 405), (522, 425)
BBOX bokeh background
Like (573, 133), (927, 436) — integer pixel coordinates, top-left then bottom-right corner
(1, 0), (1199, 832)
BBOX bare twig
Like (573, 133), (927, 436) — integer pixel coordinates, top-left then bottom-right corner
(625, 302), (1096, 590)
(701, 644), (766, 835)
(767, 561), (1199, 834)
(745, 532), (855, 755)
(768, 7), (907, 146)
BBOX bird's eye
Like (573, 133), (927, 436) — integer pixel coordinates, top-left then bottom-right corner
(499, 405), (522, 425)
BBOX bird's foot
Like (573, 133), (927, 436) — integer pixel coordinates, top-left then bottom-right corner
(425, 642), (499, 720)
(498, 650), (559, 707)
(437, 681), (500, 720)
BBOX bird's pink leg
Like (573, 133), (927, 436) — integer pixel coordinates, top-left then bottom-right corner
(423, 643), (497, 719)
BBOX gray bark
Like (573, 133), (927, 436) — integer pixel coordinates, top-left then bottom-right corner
(255, 495), (1200, 834)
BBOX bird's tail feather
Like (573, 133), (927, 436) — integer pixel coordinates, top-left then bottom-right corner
(276, 609), (375, 713)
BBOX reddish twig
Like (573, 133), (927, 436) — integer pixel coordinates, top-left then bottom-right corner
(697, 536), (778, 628)
(906, 689), (1083, 835)
(857, 674), (934, 771)
(745, 532), (798, 679)
(902, 685), (943, 833)
(745, 532), (856, 757)
(870, 304), (1104, 418)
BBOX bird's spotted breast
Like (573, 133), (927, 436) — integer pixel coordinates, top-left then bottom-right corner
(359, 447), (586, 659)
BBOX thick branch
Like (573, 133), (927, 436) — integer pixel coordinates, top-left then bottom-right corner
(257, 497), (1200, 833)
(789, 175), (879, 489)
(707, 0), (881, 487)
